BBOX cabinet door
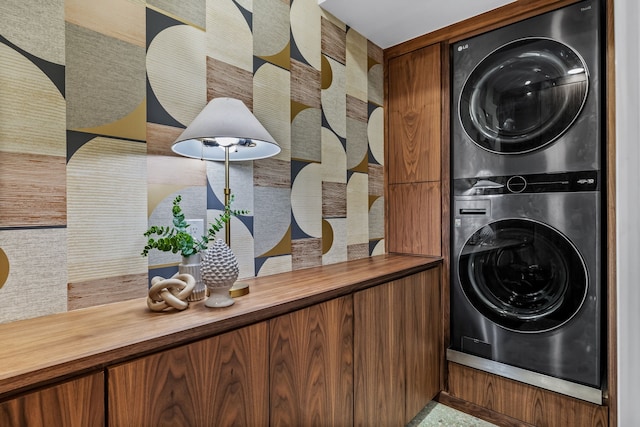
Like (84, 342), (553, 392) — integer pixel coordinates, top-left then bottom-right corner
(0, 372), (104, 427)
(354, 280), (405, 427)
(405, 267), (441, 421)
(387, 43), (443, 257)
(108, 322), (269, 427)
(354, 269), (441, 426)
(388, 44), (442, 185)
(270, 295), (353, 427)
(387, 182), (442, 256)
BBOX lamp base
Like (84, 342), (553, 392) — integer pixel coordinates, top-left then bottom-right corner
(229, 281), (250, 298)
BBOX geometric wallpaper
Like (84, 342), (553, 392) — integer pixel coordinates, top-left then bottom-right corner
(0, 0), (384, 324)
(0, 0), (68, 323)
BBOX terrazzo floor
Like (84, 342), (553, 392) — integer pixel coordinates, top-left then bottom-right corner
(407, 401), (498, 427)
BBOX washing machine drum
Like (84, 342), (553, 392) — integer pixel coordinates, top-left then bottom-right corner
(458, 219), (588, 333)
(459, 38), (589, 154)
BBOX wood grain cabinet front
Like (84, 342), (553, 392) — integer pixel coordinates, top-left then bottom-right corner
(0, 255), (441, 427)
(354, 267), (441, 427)
(108, 322), (269, 427)
(0, 372), (104, 427)
(387, 44), (442, 185)
(386, 43), (443, 257)
(269, 295), (354, 427)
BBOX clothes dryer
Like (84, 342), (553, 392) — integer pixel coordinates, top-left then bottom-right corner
(451, 0), (602, 179)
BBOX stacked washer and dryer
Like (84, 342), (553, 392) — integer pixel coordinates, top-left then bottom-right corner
(448, 0), (604, 404)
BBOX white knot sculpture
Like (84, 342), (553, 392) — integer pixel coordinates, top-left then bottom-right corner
(147, 273), (196, 312)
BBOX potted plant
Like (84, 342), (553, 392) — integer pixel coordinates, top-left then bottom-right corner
(142, 195), (245, 301)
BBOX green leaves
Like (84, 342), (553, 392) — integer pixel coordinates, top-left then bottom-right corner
(204, 194), (249, 240)
(141, 195), (247, 258)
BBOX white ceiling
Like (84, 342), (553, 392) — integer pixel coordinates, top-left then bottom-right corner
(318, 0), (516, 49)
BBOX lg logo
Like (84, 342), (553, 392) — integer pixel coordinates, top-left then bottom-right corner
(457, 44), (469, 52)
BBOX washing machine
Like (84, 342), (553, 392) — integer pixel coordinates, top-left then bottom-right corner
(451, 0), (602, 179)
(448, 171), (603, 403)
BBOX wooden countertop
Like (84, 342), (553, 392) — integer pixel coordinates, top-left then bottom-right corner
(0, 253), (441, 398)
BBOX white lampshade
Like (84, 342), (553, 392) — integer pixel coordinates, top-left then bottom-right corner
(171, 97), (280, 161)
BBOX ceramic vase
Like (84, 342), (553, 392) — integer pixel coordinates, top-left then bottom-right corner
(201, 239), (239, 308)
(179, 254), (206, 301)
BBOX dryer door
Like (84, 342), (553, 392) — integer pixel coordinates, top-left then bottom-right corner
(458, 218), (588, 332)
(459, 38), (589, 154)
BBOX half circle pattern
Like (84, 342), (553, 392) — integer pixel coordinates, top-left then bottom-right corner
(0, 44), (65, 157)
(291, 162), (323, 238)
(147, 24), (206, 127)
(0, 0), (64, 64)
(254, 0), (289, 62)
(290, 0), (321, 70)
(321, 127), (347, 183)
(368, 106), (384, 165)
(346, 172), (369, 246)
(207, 0), (253, 72)
(66, 23), (145, 132)
(322, 56), (346, 138)
(67, 136), (148, 282)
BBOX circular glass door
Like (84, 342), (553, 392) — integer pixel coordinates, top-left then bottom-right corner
(458, 219), (587, 332)
(459, 38), (589, 154)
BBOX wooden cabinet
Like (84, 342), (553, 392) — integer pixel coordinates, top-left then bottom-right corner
(388, 44), (442, 185)
(354, 267), (441, 426)
(387, 43), (443, 256)
(387, 182), (442, 256)
(0, 372), (104, 427)
(0, 255), (441, 427)
(107, 271), (439, 427)
(405, 267), (442, 417)
(354, 275), (405, 426)
(269, 295), (353, 427)
(108, 322), (269, 427)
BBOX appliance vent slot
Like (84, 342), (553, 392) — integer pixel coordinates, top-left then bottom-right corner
(459, 208), (487, 215)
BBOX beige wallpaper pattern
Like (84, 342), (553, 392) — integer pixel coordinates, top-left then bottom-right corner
(0, 0), (384, 323)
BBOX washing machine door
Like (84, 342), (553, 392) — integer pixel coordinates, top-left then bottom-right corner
(458, 218), (588, 332)
(459, 38), (589, 154)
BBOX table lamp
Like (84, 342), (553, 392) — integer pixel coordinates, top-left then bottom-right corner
(171, 97), (280, 296)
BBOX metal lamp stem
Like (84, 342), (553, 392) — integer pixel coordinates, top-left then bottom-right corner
(224, 145), (231, 246)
